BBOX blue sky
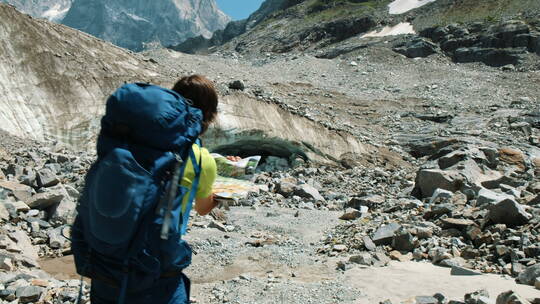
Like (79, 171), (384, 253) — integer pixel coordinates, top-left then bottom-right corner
(215, 0), (265, 20)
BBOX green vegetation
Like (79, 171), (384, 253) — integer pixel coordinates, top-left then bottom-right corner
(414, 0), (540, 28)
(305, 0), (390, 22)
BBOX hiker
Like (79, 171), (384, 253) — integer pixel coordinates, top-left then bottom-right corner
(72, 75), (219, 304)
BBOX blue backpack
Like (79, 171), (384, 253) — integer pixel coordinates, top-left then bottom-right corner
(71, 83), (203, 303)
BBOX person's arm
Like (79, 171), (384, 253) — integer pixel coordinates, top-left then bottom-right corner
(194, 195), (217, 216)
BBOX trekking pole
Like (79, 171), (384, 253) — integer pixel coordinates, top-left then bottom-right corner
(160, 154), (183, 240)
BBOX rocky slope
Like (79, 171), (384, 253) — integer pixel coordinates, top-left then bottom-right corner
(62, 0), (230, 51)
(0, 0), (71, 22)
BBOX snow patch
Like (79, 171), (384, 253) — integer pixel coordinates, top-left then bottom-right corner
(361, 22), (415, 38)
(125, 13), (150, 23)
(42, 4), (70, 22)
(388, 0), (438, 15)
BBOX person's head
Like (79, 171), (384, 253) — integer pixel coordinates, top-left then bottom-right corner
(172, 75), (218, 134)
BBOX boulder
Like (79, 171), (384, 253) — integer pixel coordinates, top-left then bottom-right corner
(476, 188), (514, 207)
(36, 168), (59, 188)
(394, 37), (438, 58)
(413, 169), (463, 198)
(0, 202), (9, 221)
(493, 20), (530, 47)
(488, 199), (531, 227)
(339, 207), (366, 220)
(372, 223), (401, 245)
(496, 291), (531, 304)
(26, 189), (65, 210)
(465, 289), (491, 304)
(8, 230), (38, 260)
(276, 181), (296, 197)
(453, 47), (525, 67)
(228, 80), (245, 91)
(0, 181), (33, 202)
(294, 184), (324, 201)
(48, 198), (76, 225)
(391, 230), (416, 252)
(15, 286), (44, 304)
(518, 264), (540, 285)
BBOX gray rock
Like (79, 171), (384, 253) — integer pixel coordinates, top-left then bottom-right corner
(416, 296), (439, 304)
(465, 290), (490, 304)
(0, 181), (33, 202)
(535, 277), (540, 290)
(15, 286), (44, 304)
(208, 220), (227, 232)
(36, 168), (59, 188)
(372, 223), (402, 245)
(477, 188), (514, 207)
(0, 202), (9, 221)
(49, 198), (76, 225)
(413, 169), (463, 198)
(228, 80), (245, 90)
(453, 47), (525, 67)
(518, 264), (540, 285)
(26, 189), (65, 210)
(348, 195), (384, 209)
(4, 201), (30, 212)
(363, 236), (377, 251)
(451, 266), (482, 276)
(488, 199), (531, 227)
(394, 37), (438, 58)
(48, 226), (69, 249)
(496, 291), (531, 304)
(428, 188), (454, 205)
(0, 256), (13, 271)
(294, 184), (324, 201)
(391, 230), (416, 252)
(349, 252), (373, 266)
(8, 230), (38, 260)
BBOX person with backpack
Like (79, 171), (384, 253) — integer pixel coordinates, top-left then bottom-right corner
(72, 75), (220, 304)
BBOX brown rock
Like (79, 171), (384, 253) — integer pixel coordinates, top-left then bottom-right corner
(498, 148), (526, 170)
(0, 181), (33, 202)
(441, 218), (476, 229)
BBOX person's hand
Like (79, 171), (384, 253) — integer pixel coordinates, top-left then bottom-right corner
(226, 156), (242, 162)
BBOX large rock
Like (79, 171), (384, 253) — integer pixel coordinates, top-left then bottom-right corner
(453, 47), (526, 67)
(477, 188), (514, 207)
(48, 198), (77, 225)
(294, 184), (325, 201)
(496, 291), (531, 304)
(15, 286), (44, 304)
(493, 20), (530, 47)
(413, 169), (463, 198)
(394, 37), (438, 58)
(36, 168), (59, 188)
(0, 181), (33, 202)
(8, 230), (38, 260)
(372, 223), (401, 246)
(488, 199), (531, 227)
(26, 188), (65, 210)
(0, 201), (9, 221)
(518, 264), (540, 285)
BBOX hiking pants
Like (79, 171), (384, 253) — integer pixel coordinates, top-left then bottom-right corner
(90, 273), (191, 304)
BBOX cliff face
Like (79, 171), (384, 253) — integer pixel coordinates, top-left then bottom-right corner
(0, 0), (72, 21)
(0, 4), (163, 147)
(61, 0), (230, 51)
(170, 0), (302, 54)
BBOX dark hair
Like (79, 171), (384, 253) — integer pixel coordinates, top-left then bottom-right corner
(172, 75), (218, 134)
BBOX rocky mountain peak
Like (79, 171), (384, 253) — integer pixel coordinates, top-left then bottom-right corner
(0, 0), (72, 22)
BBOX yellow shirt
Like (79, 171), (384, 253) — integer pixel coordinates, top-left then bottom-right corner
(180, 144), (216, 205)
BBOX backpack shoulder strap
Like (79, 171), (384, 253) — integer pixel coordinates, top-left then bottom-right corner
(180, 142), (202, 235)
